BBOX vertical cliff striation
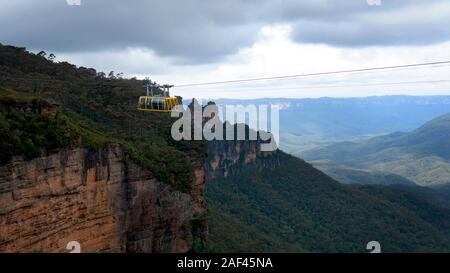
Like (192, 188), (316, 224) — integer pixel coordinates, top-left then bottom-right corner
(0, 145), (206, 253)
(205, 139), (282, 180)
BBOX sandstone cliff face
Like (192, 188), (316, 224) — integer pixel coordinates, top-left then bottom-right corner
(0, 145), (206, 253)
(205, 139), (281, 180)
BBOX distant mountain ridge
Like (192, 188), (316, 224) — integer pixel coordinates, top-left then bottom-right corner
(303, 113), (450, 186)
(209, 97), (450, 155)
(309, 160), (416, 186)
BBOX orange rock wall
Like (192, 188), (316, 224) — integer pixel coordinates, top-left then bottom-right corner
(0, 145), (205, 253)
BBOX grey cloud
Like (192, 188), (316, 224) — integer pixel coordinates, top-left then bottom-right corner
(291, 1), (450, 47)
(0, 0), (260, 63)
(0, 0), (449, 64)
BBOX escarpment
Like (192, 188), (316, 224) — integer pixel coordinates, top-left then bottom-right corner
(0, 145), (206, 253)
(204, 121), (282, 180)
(0, 44), (211, 253)
(205, 140), (281, 180)
(0, 105), (277, 253)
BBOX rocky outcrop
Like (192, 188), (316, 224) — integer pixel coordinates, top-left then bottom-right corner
(0, 145), (206, 253)
(189, 99), (281, 180)
(205, 139), (281, 180)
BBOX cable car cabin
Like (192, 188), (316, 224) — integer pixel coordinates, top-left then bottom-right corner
(137, 96), (180, 112)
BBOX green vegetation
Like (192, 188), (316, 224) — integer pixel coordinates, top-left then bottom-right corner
(309, 160), (416, 186)
(302, 114), (450, 186)
(0, 89), (77, 162)
(0, 44), (206, 193)
(205, 152), (450, 252)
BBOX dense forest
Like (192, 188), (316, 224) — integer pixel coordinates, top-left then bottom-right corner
(205, 152), (450, 252)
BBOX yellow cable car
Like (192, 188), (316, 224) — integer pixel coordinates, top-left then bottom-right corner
(137, 83), (180, 112)
(137, 96), (180, 112)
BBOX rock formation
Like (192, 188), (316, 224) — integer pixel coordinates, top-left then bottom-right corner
(0, 145), (206, 253)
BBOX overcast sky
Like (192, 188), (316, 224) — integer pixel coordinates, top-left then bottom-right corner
(1, 0), (450, 99)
